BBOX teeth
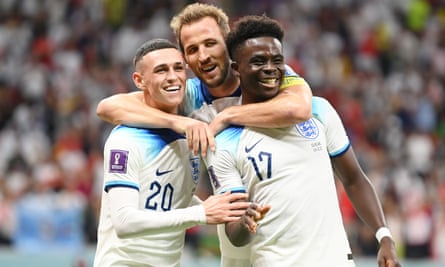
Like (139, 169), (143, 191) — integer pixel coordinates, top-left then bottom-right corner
(202, 65), (215, 72)
(261, 79), (277, 84)
(166, 86), (180, 91)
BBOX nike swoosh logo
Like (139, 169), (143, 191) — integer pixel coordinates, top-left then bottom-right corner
(155, 169), (174, 176)
(244, 138), (264, 153)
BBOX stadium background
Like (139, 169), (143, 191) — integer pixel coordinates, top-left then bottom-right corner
(0, 0), (444, 266)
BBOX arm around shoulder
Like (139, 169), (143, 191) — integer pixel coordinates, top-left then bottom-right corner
(96, 91), (145, 125)
(96, 91), (192, 131)
(212, 81), (312, 132)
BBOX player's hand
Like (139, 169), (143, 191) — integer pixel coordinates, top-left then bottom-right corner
(180, 117), (215, 157)
(202, 191), (250, 224)
(209, 112), (229, 136)
(377, 237), (401, 267)
(241, 203), (271, 233)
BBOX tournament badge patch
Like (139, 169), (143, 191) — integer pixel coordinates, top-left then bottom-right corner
(109, 150), (129, 173)
(295, 118), (319, 139)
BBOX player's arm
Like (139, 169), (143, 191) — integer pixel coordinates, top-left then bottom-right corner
(108, 188), (250, 238)
(225, 202), (270, 246)
(96, 92), (215, 155)
(97, 91), (193, 132)
(332, 148), (401, 267)
(210, 76), (312, 134)
(205, 144), (270, 246)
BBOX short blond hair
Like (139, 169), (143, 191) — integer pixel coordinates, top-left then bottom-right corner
(170, 3), (230, 52)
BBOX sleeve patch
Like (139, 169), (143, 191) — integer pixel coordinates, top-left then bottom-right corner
(109, 150), (129, 173)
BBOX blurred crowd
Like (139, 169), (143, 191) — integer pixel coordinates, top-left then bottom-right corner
(0, 0), (444, 262)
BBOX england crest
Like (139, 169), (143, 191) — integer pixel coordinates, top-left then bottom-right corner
(295, 119), (319, 139)
(190, 157), (200, 184)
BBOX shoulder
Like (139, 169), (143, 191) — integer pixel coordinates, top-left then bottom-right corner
(281, 64), (308, 89)
(214, 126), (244, 154)
(109, 126), (184, 144)
(311, 96), (336, 123)
(186, 77), (202, 91)
(283, 64), (300, 77)
(216, 125), (244, 143)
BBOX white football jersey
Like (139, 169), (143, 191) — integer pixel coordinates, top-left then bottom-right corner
(181, 65), (310, 267)
(206, 97), (355, 267)
(94, 126), (200, 267)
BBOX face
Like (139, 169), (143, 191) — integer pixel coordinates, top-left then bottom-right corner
(132, 48), (186, 113)
(180, 16), (231, 88)
(232, 37), (285, 104)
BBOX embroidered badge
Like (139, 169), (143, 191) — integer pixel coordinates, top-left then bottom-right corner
(295, 119), (319, 139)
(109, 150), (129, 173)
(190, 157), (200, 184)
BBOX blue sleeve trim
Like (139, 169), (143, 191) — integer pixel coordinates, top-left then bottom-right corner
(104, 181), (139, 192)
(329, 143), (350, 158)
(219, 187), (246, 194)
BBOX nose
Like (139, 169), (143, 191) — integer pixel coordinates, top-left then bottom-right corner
(198, 47), (209, 62)
(263, 61), (276, 73)
(166, 68), (178, 81)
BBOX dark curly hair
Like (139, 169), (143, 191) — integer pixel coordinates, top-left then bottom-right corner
(226, 15), (284, 59)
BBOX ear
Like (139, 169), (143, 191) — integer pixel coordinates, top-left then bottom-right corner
(132, 72), (144, 90)
(231, 61), (240, 77)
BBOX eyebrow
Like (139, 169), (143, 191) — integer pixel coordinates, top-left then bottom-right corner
(153, 61), (185, 70)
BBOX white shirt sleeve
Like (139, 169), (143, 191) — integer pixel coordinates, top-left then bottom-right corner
(312, 97), (350, 156)
(108, 187), (206, 238)
(206, 147), (245, 195)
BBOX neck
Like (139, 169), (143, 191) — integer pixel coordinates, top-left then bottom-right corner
(207, 70), (240, 98)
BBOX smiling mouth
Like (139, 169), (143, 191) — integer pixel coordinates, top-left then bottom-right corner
(165, 85), (180, 92)
(201, 65), (216, 73)
(260, 78), (279, 85)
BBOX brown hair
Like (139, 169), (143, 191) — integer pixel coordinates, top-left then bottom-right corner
(170, 3), (230, 52)
(133, 38), (178, 68)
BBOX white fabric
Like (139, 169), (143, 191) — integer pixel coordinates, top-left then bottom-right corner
(94, 126), (204, 267)
(206, 97), (355, 267)
(108, 188), (205, 237)
(375, 226), (393, 243)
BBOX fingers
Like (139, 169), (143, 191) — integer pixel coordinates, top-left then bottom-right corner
(246, 203), (271, 232)
(225, 192), (249, 202)
(241, 212), (259, 233)
(185, 126), (206, 156)
(377, 243), (401, 267)
(378, 259), (394, 267)
(246, 204), (270, 221)
(384, 259), (401, 267)
(246, 219), (258, 233)
(206, 127), (216, 154)
(185, 122), (215, 157)
(216, 192), (250, 209)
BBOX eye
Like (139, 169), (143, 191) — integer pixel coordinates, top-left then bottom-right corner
(154, 66), (168, 73)
(273, 56), (284, 65)
(205, 40), (217, 47)
(250, 58), (266, 66)
(174, 63), (185, 71)
(185, 46), (197, 55)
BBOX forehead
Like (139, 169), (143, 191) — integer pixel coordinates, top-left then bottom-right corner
(237, 37), (282, 58)
(143, 48), (183, 68)
(180, 17), (224, 47)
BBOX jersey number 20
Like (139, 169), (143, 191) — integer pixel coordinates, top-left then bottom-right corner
(145, 181), (174, 211)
